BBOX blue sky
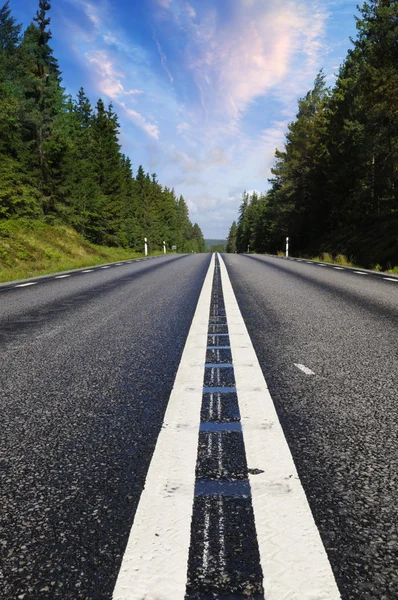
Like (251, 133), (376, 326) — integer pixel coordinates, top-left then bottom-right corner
(13, 0), (359, 238)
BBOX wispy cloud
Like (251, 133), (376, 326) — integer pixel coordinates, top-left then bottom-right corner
(119, 103), (160, 140)
(66, 0), (162, 140)
(162, 0), (327, 128)
(84, 50), (159, 138)
(157, 0), (173, 8)
(56, 0), (358, 237)
(85, 50), (142, 98)
(153, 32), (174, 83)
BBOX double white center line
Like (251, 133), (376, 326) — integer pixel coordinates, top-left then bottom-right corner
(113, 254), (341, 599)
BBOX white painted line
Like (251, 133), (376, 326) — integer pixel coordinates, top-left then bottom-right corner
(218, 254), (341, 600)
(354, 271), (367, 275)
(217, 496), (226, 575)
(306, 261), (313, 264)
(294, 363), (315, 376)
(209, 392), (214, 419)
(317, 263), (327, 267)
(82, 270), (94, 273)
(15, 282), (38, 288)
(383, 277), (398, 282)
(55, 274), (71, 279)
(101, 266), (110, 269)
(207, 432), (213, 457)
(113, 254), (215, 600)
(202, 498), (211, 572)
(333, 267), (344, 270)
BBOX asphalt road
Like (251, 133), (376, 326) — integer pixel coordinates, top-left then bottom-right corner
(0, 254), (211, 600)
(2, 252), (398, 599)
(223, 254), (398, 600)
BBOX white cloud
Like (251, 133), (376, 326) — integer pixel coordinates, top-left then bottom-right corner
(177, 122), (190, 134)
(184, 2), (196, 19)
(63, 0), (349, 237)
(85, 50), (142, 98)
(83, 50), (159, 139)
(157, 0), (173, 8)
(119, 103), (160, 139)
(166, 0), (327, 128)
(153, 33), (174, 83)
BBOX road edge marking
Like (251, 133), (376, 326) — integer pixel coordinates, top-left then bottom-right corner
(218, 254), (341, 600)
(113, 254), (215, 600)
(294, 363), (315, 375)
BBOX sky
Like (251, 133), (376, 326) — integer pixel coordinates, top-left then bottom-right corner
(13, 0), (360, 239)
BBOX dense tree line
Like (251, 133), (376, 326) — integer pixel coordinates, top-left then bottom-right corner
(0, 1), (206, 253)
(232, 0), (398, 268)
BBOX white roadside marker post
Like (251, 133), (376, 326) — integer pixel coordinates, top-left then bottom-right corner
(144, 237), (148, 257)
(163, 241), (166, 254)
(286, 236), (289, 257)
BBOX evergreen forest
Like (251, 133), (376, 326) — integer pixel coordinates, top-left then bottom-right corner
(230, 0), (398, 269)
(0, 1), (206, 255)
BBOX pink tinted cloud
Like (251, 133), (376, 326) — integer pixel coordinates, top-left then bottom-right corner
(84, 50), (159, 139)
(172, 0), (327, 123)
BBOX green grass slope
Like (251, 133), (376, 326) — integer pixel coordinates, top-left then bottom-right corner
(0, 219), (151, 283)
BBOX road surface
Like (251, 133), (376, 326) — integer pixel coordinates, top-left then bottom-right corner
(0, 253), (397, 599)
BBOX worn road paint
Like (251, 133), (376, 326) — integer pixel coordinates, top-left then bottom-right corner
(354, 271), (367, 275)
(383, 277), (398, 282)
(55, 275), (71, 279)
(81, 270), (94, 273)
(15, 282), (38, 288)
(333, 267), (344, 270)
(113, 255), (215, 600)
(218, 254), (341, 600)
(294, 363), (315, 376)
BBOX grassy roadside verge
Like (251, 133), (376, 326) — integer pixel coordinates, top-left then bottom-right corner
(276, 250), (398, 274)
(0, 219), (162, 283)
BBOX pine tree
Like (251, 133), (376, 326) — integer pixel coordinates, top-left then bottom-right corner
(0, 1), (21, 55)
(0, 2), (41, 218)
(0, 1), (204, 254)
(18, 1), (66, 214)
(226, 221), (237, 253)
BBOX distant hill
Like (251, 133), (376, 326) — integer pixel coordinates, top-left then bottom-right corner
(206, 239), (227, 251)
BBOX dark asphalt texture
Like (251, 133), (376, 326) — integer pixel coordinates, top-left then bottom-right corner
(223, 254), (398, 600)
(186, 256), (264, 600)
(0, 254), (211, 600)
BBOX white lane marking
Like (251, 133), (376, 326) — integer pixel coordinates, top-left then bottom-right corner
(306, 261), (313, 264)
(101, 266), (110, 269)
(82, 270), (94, 273)
(209, 392), (214, 419)
(217, 393), (222, 420)
(294, 363), (315, 376)
(55, 274), (71, 279)
(383, 277), (398, 282)
(217, 496), (226, 576)
(317, 263), (327, 267)
(217, 431), (223, 476)
(35, 327), (62, 341)
(113, 254), (215, 600)
(15, 282), (37, 287)
(202, 498), (211, 572)
(207, 432), (213, 457)
(333, 267), (344, 270)
(354, 271), (367, 275)
(218, 254), (341, 600)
